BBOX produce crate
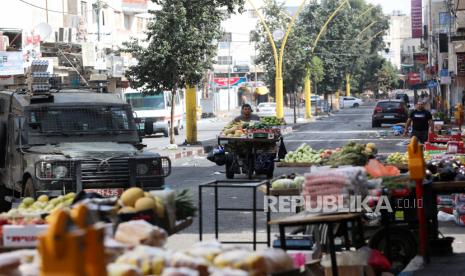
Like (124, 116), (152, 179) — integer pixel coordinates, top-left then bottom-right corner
(428, 133), (462, 143)
(424, 142), (465, 153)
(276, 162), (314, 167)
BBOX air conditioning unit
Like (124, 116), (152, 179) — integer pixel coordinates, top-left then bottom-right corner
(57, 27), (69, 43)
(0, 36), (9, 51)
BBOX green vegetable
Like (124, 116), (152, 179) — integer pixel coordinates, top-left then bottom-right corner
(175, 189), (197, 220)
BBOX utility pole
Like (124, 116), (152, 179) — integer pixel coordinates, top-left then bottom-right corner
(45, 0), (49, 23)
(227, 39), (231, 110)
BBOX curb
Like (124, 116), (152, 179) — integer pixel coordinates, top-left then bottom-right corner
(168, 148), (205, 160)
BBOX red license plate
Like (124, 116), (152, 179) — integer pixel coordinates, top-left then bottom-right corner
(84, 188), (124, 197)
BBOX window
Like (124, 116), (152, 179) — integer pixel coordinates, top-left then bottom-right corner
(220, 32), (232, 42)
(217, 56), (232, 65)
(80, 1), (87, 22)
(114, 11), (122, 29)
(92, 4), (98, 24)
(124, 14), (131, 30)
(248, 10), (258, 18)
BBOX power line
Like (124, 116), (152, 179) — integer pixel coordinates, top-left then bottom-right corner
(18, 0), (77, 15)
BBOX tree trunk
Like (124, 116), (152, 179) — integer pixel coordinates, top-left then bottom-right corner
(170, 88), (176, 145)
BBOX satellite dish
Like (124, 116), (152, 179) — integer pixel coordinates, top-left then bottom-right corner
(34, 23), (52, 41)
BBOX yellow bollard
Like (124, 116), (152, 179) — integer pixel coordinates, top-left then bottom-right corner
(275, 77), (284, 119)
(185, 85), (197, 144)
(304, 75), (312, 119)
(346, 73), (351, 97)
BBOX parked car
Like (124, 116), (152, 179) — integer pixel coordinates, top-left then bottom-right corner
(340, 96), (363, 108)
(256, 102), (276, 117)
(372, 100), (409, 127)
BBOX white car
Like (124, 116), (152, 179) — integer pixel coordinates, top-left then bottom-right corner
(256, 102), (276, 117)
(339, 96), (363, 108)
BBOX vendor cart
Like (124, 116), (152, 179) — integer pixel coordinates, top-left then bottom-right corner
(218, 133), (280, 179)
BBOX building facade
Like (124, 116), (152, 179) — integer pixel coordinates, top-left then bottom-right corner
(0, 0), (154, 93)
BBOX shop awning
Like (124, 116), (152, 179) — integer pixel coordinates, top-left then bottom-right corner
(255, 87), (269, 95)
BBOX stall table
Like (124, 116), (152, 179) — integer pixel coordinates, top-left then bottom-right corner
(269, 212), (364, 276)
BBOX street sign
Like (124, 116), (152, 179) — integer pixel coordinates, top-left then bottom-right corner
(213, 77), (247, 88)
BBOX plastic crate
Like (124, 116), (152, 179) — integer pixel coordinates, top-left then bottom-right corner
(428, 133), (462, 143)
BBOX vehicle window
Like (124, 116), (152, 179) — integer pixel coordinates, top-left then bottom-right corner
(125, 93), (165, 110)
(377, 102), (401, 109)
(28, 106), (133, 133)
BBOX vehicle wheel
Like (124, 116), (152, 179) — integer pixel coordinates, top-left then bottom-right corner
(372, 121), (380, 128)
(174, 126), (180, 136)
(225, 163), (234, 179)
(353, 103), (359, 108)
(23, 177), (35, 198)
(163, 129), (169, 137)
(369, 226), (417, 273)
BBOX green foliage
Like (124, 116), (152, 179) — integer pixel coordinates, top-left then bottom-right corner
(253, 0), (390, 97)
(375, 61), (399, 93)
(309, 56), (324, 83)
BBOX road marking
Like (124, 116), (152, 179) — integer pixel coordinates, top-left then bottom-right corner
(285, 138), (402, 142)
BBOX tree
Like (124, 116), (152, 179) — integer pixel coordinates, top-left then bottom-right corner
(375, 61), (399, 93)
(299, 0), (389, 95)
(122, 0), (243, 144)
(309, 56), (324, 84)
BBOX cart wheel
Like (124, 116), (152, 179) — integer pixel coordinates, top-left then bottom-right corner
(266, 166), (274, 179)
(225, 154), (235, 179)
(369, 226), (417, 273)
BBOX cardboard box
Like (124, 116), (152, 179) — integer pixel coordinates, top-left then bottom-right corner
(324, 265), (364, 276)
(3, 224), (48, 247)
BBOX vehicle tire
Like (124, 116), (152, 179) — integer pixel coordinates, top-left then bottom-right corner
(372, 120), (380, 128)
(353, 103), (359, 108)
(174, 126), (180, 136)
(225, 163), (234, 179)
(23, 177), (35, 198)
(369, 226), (417, 273)
(163, 129), (169, 137)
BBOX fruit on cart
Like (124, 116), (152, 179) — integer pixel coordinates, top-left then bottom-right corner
(222, 122), (245, 136)
(4, 193), (77, 216)
(118, 206), (137, 214)
(293, 176), (305, 187)
(283, 144), (322, 164)
(386, 152), (408, 167)
(272, 179), (296, 189)
(121, 187), (145, 207)
(135, 197), (158, 212)
(260, 116), (284, 126)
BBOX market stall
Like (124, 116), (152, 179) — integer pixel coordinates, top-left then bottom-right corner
(212, 117), (285, 179)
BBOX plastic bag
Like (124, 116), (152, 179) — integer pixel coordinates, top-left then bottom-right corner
(367, 249), (391, 271)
